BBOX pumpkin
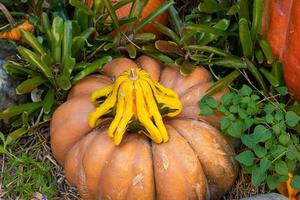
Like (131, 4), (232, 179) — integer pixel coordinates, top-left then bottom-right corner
(262, 0), (300, 100)
(0, 20), (34, 41)
(50, 56), (238, 199)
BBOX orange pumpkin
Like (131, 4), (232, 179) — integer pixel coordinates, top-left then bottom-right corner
(262, 0), (300, 100)
(50, 56), (238, 199)
(0, 20), (34, 41)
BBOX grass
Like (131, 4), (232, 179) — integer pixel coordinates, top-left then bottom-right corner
(0, 124), (80, 199)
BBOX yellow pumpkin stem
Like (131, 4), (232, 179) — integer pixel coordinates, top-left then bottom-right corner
(88, 68), (182, 145)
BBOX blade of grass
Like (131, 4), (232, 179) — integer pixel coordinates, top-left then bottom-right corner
(135, 0), (174, 33)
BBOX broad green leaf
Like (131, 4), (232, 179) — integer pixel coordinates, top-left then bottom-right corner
(239, 85), (253, 96)
(276, 86), (288, 95)
(275, 160), (289, 175)
(266, 175), (279, 190)
(252, 166), (267, 187)
(285, 111), (300, 127)
(199, 104), (214, 116)
(227, 120), (243, 137)
(220, 117), (230, 130)
(254, 145), (267, 158)
(279, 133), (290, 146)
(205, 97), (218, 108)
(236, 150), (255, 166)
(291, 175), (300, 190)
(253, 125), (273, 143)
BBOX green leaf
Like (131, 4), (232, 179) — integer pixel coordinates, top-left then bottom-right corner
(198, 0), (227, 13)
(20, 29), (47, 56)
(271, 145), (286, 158)
(285, 111), (300, 127)
(243, 118), (254, 130)
(72, 56), (112, 83)
(43, 88), (55, 114)
(265, 114), (274, 124)
(257, 35), (274, 64)
(279, 133), (290, 146)
(69, 0), (94, 15)
(259, 68), (279, 87)
(253, 125), (273, 143)
(51, 16), (64, 63)
(17, 47), (54, 83)
(204, 70), (240, 98)
(260, 158), (272, 172)
(291, 175), (300, 190)
(239, 85), (253, 96)
(239, 18), (253, 58)
(254, 145), (267, 158)
(221, 93), (235, 105)
(276, 86), (288, 95)
(236, 150), (255, 166)
(16, 76), (46, 95)
(0, 102), (43, 120)
(198, 18), (230, 46)
(252, 166), (267, 187)
(275, 110), (284, 121)
(238, 107), (248, 119)
(266, 175), (279, 190)
(199, 104), (214, 116)
(220, 117), (231, 130)
(275, 160), (289, 175)
(0, 146), (6, 154)
(287, 145), (300, 160)
(272, 123), (281, 135)
(205, 97), (218, 108)
(6, 127), (28, 145)
(152, 22), (180, 43)
(227, 120), (243, 137)
(136, 0), (174, 33)
(102, 0), (120, 33)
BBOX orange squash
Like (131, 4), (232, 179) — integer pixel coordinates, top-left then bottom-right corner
(0, 20), (34, 41)
(50, 56), (238, 199)
(262, 0), (300, 100)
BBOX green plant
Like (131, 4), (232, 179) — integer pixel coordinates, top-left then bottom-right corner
(151, 0), (283, 97)
(0, 12), (111, 124)
(72, 0), (174, 59)
(199, 85), (300, 190)
(0, 130), (57, 199)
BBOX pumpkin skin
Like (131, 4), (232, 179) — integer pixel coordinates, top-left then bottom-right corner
(262, 0), (300, 100)
(50, 56), (238, 200)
